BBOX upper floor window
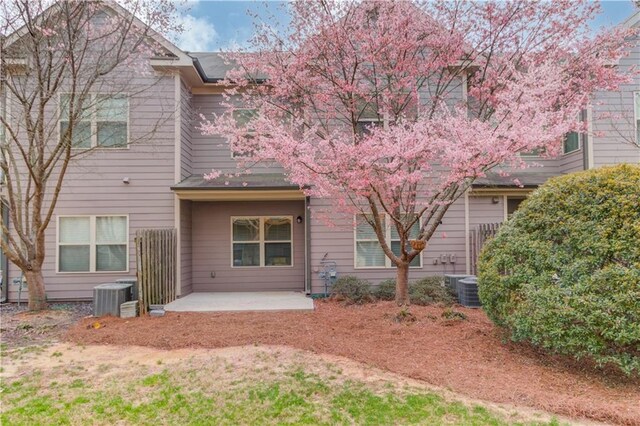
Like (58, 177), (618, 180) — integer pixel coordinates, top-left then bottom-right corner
(355, 119), (384, 137)
(355, 214), (422, 268)
(60, 94), (128, 149)
(58, 215), (128, 273)
(231, 109), (258, 158)
(563, 132), (580, 154)
(634, 91), (640, 145)
(563, 110), (588, 154)
(520, 148), (544, 157)
(233, 108), (258, 131)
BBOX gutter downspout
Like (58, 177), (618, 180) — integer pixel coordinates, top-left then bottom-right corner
(584, 106), (594, 170)
(304, 196), (311, 294)
(1, 202), (8, 302)
(0, 36), (7, 302)
(582, 108), (589, 170)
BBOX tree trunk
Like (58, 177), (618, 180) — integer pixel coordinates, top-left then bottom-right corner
(395, 261), (410, 307)
(24, 269), (48, 311)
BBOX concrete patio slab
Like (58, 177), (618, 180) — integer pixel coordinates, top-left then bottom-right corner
(164, 291), (314, 312)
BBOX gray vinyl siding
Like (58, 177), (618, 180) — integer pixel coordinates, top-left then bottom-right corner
(308, 197), (468, 294)
(180, 79), (193, 179)
(559, 150), (585, 174)
(592, 24), (640, 167)
(6, 74), (177, 302)
(180, 200), (193, 296)
(468, 196), (505, 228)
(308, 195), (520, 294)
(520, 156), (560, 175)
(191, 200), (305, 292)
(191, 94), (229, 174)
(190, 94), (284, 175)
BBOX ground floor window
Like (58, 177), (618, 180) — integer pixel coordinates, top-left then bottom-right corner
(231, 216), (293, 267)
(507, 197), (526, 217)
(57, 215), (128, 272)
(355, 214), (422, 268)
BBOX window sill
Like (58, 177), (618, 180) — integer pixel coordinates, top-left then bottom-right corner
(71, 145), (130, 151)
(56, 270), (130, 275)
(353, 265), (423, 270)
(230, 265), (295, 269)
(561, 147), (582, 156)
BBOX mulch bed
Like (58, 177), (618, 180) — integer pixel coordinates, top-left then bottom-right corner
(0, 302), (93, 348)
(65, 301), (640, 425)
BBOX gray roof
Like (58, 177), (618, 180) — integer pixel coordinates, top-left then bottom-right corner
(189, 52), (267, 82)
(189, 52), (232, 81)
(171, 173), (300, 191)
(473, 171), (558, 188)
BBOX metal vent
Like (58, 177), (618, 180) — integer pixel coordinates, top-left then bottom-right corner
(444, 274), (471, 295)
(93, 283), (133, 317)
(115, 277), (138, 300)
(457, 276), (481, 308)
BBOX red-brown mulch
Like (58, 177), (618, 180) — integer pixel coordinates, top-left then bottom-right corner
(65, 301), (640, 425)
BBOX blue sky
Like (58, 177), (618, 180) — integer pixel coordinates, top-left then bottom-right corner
(171, 1), (638, 52)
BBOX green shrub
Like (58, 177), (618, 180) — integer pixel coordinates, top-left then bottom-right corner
(409, 276), (455, 306)
(478, 164), (640, 375)
(330, 276), (374, 304)
(374, 279), (397, 301)
(441, 308), (467, 321)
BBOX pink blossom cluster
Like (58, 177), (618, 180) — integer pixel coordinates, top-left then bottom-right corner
(199, 0), (634, 265)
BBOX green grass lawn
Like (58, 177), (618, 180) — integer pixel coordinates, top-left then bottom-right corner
(0, 344), (564, 426)
(3, 371), (511, 425)
(2, 367), (560, 426)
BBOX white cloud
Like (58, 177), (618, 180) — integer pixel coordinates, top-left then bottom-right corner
(171, 14), (218, 52)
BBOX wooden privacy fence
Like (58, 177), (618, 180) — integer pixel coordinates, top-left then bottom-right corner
(469, 223), (501, 275)
(135, 228), (177, 313)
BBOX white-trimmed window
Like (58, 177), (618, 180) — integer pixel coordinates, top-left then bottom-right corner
(355, 214), (422, 268)
(355, 118), (384, 136)
(563, 132), (580, 154)
(231, 216), (293, 267)
(231, 108), (258, 158)
(60, 94), (129, 148)
(634, 91), (640, 145)
(57, 215), (128, 273)
(563, 110), (587, 154)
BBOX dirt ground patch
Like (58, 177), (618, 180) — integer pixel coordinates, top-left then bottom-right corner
(0, 302), (92, 348)
(3, 343), (583, 425)
(65, 301), (640, 426)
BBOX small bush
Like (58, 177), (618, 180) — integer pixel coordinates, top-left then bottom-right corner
(441, 308), (467, 321)
(393, 308), (417, 323)
(330, 276), (374, 304)
(478, 164), (640, 375)
(374, 279), (396, 301)
(409, 276), (455, 306)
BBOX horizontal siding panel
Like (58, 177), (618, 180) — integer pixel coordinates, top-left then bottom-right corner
(308, 198), (468, 293)
(591, 32), (640, 167)
(5, 74), (177, 302)
(191, 200), (305, 292)
(559, 150), (584, 174)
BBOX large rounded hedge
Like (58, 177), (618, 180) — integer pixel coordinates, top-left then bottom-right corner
(478, 164), (640, 375)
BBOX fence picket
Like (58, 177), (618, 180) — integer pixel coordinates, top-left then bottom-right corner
(469, 222), (501, 275)
(135, 228), (177, 314)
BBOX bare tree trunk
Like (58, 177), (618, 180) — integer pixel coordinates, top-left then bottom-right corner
(24, 269), (47, 311)
(395, 261), (410, 307)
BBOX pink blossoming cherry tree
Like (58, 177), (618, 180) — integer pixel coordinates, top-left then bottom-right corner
(200, 0), (634, 306)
